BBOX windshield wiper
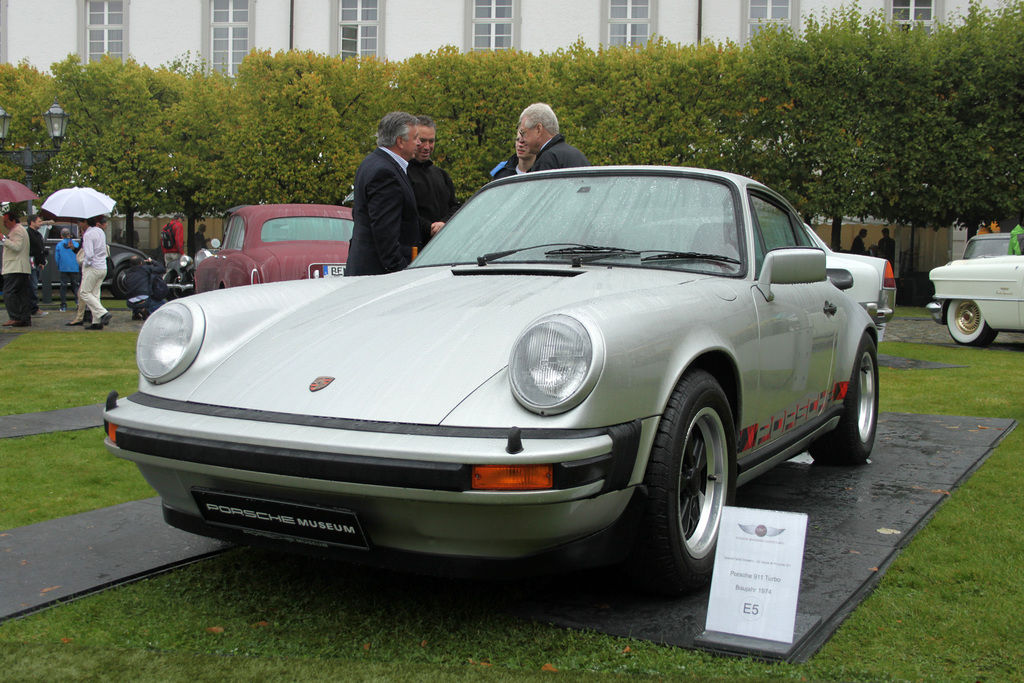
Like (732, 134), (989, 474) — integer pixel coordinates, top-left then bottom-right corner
(640, 250), (742, 265)
(477, 243), (579, 266)
(546, 244), (642, 264)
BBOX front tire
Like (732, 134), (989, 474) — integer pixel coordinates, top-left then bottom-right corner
(627, 369), (736, 596)
(109, 263), (130, 299)
(946, 299), (997, 346)
(809, 333), (878, 465)
(164, 269), (182, 300)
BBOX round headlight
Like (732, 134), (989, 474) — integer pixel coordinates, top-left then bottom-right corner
(509, 314), (603, 415)
(136, 302), (206, 384)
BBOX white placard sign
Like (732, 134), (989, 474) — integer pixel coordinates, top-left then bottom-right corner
(705, 506), (808, 644)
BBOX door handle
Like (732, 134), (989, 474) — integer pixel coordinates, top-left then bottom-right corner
(823, 301), (838, 316)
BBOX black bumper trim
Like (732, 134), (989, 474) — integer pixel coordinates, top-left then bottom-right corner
(124, 392), (613, 440)
(113, 418), (643, 493)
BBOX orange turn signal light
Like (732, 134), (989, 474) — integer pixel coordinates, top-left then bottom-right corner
(107, 422), (118, 444)
(471, 464), (553, 490)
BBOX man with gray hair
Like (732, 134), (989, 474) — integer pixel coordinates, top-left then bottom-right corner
(346, 111), (422, 276)
(517, 102), (589, 173)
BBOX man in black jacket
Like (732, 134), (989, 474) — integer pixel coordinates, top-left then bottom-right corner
(26, 214), (49, 317)
(517, 103), (590, 173)
(408, 115), (461, 246)
(124, 256), (166, 320)
(345, 112), (421, 276)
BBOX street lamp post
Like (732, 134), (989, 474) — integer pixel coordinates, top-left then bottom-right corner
(0, 99), (70, 215)
(0, 99), (70, 305)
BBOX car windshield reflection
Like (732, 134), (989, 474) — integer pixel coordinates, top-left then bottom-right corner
(413, 172), (745, 276)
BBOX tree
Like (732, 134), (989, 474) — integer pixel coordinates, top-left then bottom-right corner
(0, 62), (67, 204)
(161, 59), (235, 252)
(221, 50), (358, 205)
(50, 56), (184, 245)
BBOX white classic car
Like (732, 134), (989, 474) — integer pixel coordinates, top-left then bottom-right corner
(804, 228), (895, 340)
(104, 167), (879, 595)
(929, 253), (1024, 346)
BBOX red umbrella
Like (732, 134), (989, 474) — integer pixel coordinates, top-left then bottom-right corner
(0, 178), (38, 203)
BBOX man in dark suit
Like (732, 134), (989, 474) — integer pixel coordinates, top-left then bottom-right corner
(345, 111), (421, 276)
(517, 103), (590, 173)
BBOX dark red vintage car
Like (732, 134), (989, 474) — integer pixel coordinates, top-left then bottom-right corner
(195, 204), (353, 293)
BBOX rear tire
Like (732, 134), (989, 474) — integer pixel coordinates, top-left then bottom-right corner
(809, 333), (878, 465)
(627, 369), (736, 596)
(946, 299), (997, 346)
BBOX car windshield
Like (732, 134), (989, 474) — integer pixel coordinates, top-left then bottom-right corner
(260, 216), (354, 243)
(413, 172), (744, 275)
(963, 236), (1009, 259)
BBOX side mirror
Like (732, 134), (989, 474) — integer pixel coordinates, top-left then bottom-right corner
(757, 248), (826, 302)
(826, 267), (854, 291)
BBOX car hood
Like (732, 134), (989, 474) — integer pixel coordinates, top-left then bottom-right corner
(153, 265), (700, 425)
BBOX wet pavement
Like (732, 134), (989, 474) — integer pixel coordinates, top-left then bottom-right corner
(1, 298), (146, 335)
(883, 315), (1024, 350)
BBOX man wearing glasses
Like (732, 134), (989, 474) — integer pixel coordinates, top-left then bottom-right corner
(517, 103), (590, 173)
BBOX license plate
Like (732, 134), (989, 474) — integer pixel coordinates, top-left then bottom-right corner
(192, 489), (369, 550)
(310, 263), (346, 278)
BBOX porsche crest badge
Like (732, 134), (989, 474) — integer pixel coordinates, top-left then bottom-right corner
(309, 376), (335, 392)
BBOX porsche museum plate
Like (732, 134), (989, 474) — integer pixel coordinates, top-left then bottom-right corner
(192, 489), (369, 549)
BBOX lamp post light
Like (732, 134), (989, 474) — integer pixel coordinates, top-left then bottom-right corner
(0, 99), (70, 215)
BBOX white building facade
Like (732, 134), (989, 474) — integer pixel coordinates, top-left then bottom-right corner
(0, 0), (1003, 74)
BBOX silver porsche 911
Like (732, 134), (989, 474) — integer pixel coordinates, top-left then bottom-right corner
(104, 167), (879, 595)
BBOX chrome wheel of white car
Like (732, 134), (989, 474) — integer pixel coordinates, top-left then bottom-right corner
(947, 299), (997, 346)
(628, 369), (736, 595)
(809, 333), (878, 465)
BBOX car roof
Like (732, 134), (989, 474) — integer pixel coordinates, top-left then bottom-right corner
(500, 165), (756, 185)
(234, 203), (353, 221)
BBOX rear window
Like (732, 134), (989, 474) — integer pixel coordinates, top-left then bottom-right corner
(260, 216), (354, 243)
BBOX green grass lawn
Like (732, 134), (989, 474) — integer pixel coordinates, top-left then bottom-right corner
(0, 322), (1021, 682)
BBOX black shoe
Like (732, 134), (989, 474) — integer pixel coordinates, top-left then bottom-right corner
(131, 312), (143, 321)
(86, 323), (104, 330)
(99, 312), (113, 326)
(65, 320), (85, 326)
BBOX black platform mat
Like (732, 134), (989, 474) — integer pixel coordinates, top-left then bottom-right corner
(0, 498), (230, 623)
(510, 412), (1014, 662)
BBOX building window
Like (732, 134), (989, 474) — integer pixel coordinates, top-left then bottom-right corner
(473, 0), (514, 51)
(748, 0), (794, 37)
(608, 0), (650, 47)
(339, 0), (380, 59)
(87, 1), (124, 61)
(211, 0), (250, 75)
(892, 0), (935, 32)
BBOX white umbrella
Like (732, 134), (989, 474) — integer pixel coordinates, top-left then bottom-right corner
(41, 187), (116, 220)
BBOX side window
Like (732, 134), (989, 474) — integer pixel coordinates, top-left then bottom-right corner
(224, 216), (245, 250)
(750, 193), (803, 274)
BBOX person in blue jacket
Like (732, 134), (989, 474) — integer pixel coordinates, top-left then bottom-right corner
(53, 228), (81, 312)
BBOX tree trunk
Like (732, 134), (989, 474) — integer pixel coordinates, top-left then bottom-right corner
(126, 210), (136, 249)
(830, 216), (843, 251)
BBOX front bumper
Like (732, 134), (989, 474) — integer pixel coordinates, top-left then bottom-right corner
(105, 392), (649, 577)
(926, 300), (943, 324)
